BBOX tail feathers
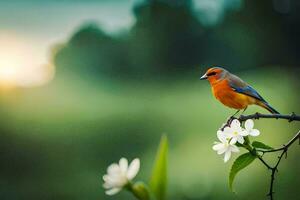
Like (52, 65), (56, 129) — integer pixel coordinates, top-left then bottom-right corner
(259, 102), (280, 114)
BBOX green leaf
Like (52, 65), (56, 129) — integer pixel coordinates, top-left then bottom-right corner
(149, 135), (168, 200)
(229, 152), (256, 192)
(252, 141), (273, 150)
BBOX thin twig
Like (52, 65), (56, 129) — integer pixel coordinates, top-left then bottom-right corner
(267, 131), (299, 200)
(257, 156), (272, 170)
(256, 131), (300, 153)
(253, 131), (300, 200)
(239, 112), (300, 122)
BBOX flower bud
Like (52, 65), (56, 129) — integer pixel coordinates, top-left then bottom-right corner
(131, 182), (151, 200)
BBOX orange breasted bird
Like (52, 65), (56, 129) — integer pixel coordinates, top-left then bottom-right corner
(200, 67), (279, 114)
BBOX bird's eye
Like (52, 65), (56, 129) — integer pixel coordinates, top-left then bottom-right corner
(207, 71), (217, 76)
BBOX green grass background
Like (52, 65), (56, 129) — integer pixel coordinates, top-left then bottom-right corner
(0, 68), (299, 200)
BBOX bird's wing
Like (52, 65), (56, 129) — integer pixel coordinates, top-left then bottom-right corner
(228, 74), (267, 103)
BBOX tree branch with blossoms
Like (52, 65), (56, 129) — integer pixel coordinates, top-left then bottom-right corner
(101, 113), (299, 200)
(213, 112), (299, 200)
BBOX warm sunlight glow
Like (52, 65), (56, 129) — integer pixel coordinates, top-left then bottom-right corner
(0, 66), (17, 85)
(0, 32), (54, 88)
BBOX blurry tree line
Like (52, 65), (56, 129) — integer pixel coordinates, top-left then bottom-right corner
(52, 0), (300, 81)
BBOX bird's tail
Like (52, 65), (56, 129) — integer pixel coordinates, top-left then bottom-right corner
(258, 101), (280, 114)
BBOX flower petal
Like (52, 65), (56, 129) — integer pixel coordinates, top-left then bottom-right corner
(212, 143), (224, 151)
(119, 158), (128, 174)
(103, 174), (110, 182)
(230, 145), (240, 153)
(103, 181), (113, 189)
(223, 127), (232, 135)
(245, 119), (254, 130)
(107, 164), (120, 174)
(105, 187), (122, 195)
(224, 151), (231, 163)
(217, 130), (227, 142)
(240, 130), (249, 136)
(103, 174), (126, 188)
(127, 158), (140, 180)
(250, 129), (260, 136)
(217, 147), (227, 155)
(231, 119), (241, 129)
(236, 126), (243, 133)
(237, 136), (244, 144)
(230, 137), (237, 145)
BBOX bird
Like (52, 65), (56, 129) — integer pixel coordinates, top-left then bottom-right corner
(200, 67), (279, 115)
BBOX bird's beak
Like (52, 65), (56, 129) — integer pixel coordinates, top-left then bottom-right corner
(200, 74), (208, 80)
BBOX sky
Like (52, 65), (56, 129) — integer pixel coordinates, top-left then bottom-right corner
(0, 0), (240, 88)
(0, 1), (136, 37)
(0, 0), (136, 87)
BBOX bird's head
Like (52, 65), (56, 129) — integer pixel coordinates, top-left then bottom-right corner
(200, 67), (228, 84)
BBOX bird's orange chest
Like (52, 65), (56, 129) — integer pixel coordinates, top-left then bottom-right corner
(211, 80), (233, 101)
(211, 80), (250, 109)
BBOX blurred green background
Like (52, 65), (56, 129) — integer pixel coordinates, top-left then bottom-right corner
(0, 0), (299, 200)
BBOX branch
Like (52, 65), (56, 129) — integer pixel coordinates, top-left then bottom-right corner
(220, 112), (300, 131)
(267, 131), (299, 199)
(232, 113), (300, 200)
(239, 112), (300, 122)
(256, 131), (300, 153)
(254, 131), (300, 200)
(256, 156), (272, 170)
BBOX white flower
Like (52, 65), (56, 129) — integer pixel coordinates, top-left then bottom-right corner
(224, 119), (248, 144)
(213, 130), (240, 162)
(103, 158), (140, 195)
(244, 119), (260, 136)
